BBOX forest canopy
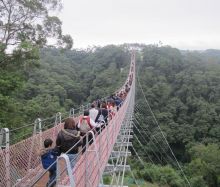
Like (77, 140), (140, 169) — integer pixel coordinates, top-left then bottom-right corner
(133, 45), (220, 187)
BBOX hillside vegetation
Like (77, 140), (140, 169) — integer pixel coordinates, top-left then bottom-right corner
(0, 46), (130, 129)
(1, 44), (220, 187)
(133, 46), (220, 187)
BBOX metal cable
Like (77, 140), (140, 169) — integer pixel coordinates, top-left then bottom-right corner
(133, 109), (177, 166)
(136, 66), (192, 187)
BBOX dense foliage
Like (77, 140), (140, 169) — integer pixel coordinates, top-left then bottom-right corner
(133, 45), (220, 187)
(0, 0), (72, 131)
(0, 46), (130, 129)
(0, 0), (73, 61)
(139, 46), (220, 146)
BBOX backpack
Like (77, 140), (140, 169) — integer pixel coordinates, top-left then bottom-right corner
(41, 150), (57, 171)
(97, 114), (105, 122)
(97, 109), (105, 123)
(79, 117), (92, 134)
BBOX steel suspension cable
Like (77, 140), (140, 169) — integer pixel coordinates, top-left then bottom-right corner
(133, 134), (154, 164)
(136, 68), (192, 187)
(132, 121), (165, 165)
(130, 169), (140, 187)
(131, 145), (145, 167)
(133, 134), (170, 187)
(133, 107), (177, 166)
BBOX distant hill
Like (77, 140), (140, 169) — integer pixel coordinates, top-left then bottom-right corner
(204, 49), (220, 58)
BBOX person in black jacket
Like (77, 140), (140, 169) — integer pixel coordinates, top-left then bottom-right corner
(95, 102), (109, 125)
(95, 102), (109, 134)
(56, 118), (82, 168)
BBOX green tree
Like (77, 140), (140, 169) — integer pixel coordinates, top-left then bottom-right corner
(187, 144), (220, 187)
(0, 0), (73, 64)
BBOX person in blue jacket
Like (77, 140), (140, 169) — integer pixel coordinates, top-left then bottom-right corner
(40, 138), (59, 187)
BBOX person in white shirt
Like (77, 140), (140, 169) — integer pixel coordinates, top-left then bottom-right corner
(89, 103), (99, 122)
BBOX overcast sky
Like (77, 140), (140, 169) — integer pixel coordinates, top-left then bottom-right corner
(60, 0), (220, 50)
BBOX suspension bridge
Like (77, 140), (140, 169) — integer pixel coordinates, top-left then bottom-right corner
(0, 52), (191, 187)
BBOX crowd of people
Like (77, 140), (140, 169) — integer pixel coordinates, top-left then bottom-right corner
(39, 64), (134, 187)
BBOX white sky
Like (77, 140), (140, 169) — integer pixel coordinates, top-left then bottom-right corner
(60, 0), (220, 50)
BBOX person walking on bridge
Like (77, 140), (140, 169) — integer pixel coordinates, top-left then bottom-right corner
(56, 118), (82, 168)
(89, 103), (99, 122)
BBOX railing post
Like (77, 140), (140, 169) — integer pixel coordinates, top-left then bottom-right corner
(54, 112), (61, 139)
(34, 118), (42, 134)
(34, 118), (42, 143)
(0, 128), (10, 187)
(80, 105), (84, 115)
(55, 112), (62, 125)
(28, 118), (42, 170)
(56, 154), (75, 187)
(86, 103), (90, 110)
(69, 108), (75, 117)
